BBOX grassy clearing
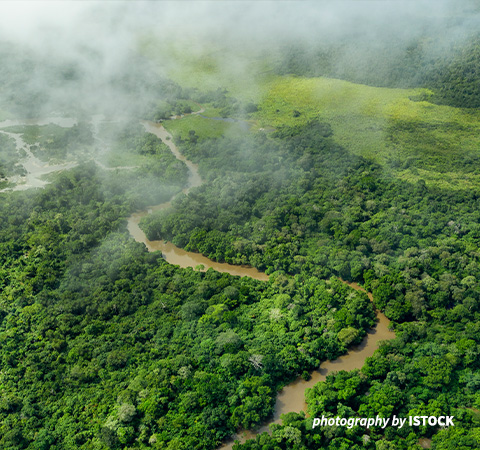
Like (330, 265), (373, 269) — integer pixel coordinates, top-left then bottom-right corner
(252, 76), (480, 188)
(163, 114), (248, 141)
(102, 150), (148, 168)
(141, 35), (480, 189)
(253, 76), (416, 155)
(197, 106), (225, 118)
(166, 71), (480, 188)
(396, 168), (480, 191)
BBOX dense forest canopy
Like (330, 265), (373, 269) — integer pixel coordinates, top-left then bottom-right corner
(1, 1), (480, 449)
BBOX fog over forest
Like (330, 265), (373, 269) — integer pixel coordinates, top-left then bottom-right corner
(0, 1), (479, 118)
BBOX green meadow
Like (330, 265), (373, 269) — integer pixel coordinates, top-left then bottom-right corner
(250, 77), (480, 186)
(163, 113), (249, 142)
(254, 76), (480, 189)
(144, 35), (480, 189)
(157, 44), (480, 189)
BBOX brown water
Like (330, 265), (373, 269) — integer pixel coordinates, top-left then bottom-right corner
(1, 111), (395, 447)
(220, 283), (394, 449)
(419, 437), (433, 448)
(271, 285), (393, 421)
(128, 206), (268, 281)
(125, 117), (395, 450)
(142, 121), (203, 192)
(127, 121), (268, 281)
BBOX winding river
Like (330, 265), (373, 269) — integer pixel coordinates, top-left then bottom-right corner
(126, 117), (395, 449)
(220, 285), (393, 449)
(1, 112), (395, 448)
(127, 121), (269, 281)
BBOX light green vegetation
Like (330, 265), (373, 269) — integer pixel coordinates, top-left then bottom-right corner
(395, 168), (480, 191)
(101, 149), (148, 168)
(253, 76), (419, 158)
(143, 33), (480, 189)
(167, 65), (480, 189)
(141, 31), (480, 190)
(198, 106), (224, 118)
(163, 114), (248, 142)
(253, 76), (480, 185)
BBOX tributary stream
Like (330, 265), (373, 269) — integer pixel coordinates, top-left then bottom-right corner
(0, 117), (79, 192)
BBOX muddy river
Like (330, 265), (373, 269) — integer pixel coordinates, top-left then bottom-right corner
(220, 284), (394, 449)
(1, 111), (395, 448)
(125, 118), (395, 449)
(127, 121), (269, 281)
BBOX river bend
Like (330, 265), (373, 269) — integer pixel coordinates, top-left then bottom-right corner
(125, 117), (395, 449)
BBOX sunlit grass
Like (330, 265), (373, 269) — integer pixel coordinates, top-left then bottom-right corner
(252, 76), (480, 187)
(163, 113), (247, 141)
(198, 106), (224, 118)
(140, 34), (480, 189)
(102, 150), (148, 168)
(167, 72), (480, 189)
(254, 76), (417, 154)
(396, 168), (480, 190)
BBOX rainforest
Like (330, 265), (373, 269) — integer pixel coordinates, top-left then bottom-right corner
(1, 1), (480, 449)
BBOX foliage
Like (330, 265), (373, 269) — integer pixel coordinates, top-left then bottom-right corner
(140, 111), (480, 448)
(0, 168), (375, 449)
(274, 31), (480, 109)
(0, 132), (25, 184)
(4, 122), (93, 162)
(3, 25), (480, 450)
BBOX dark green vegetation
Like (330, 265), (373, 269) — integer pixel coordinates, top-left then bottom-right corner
(4, 71), (480, 448)
(235, 322), (480, 449)
(141, 112), (480, 448)
(0, 163), (375, 449)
